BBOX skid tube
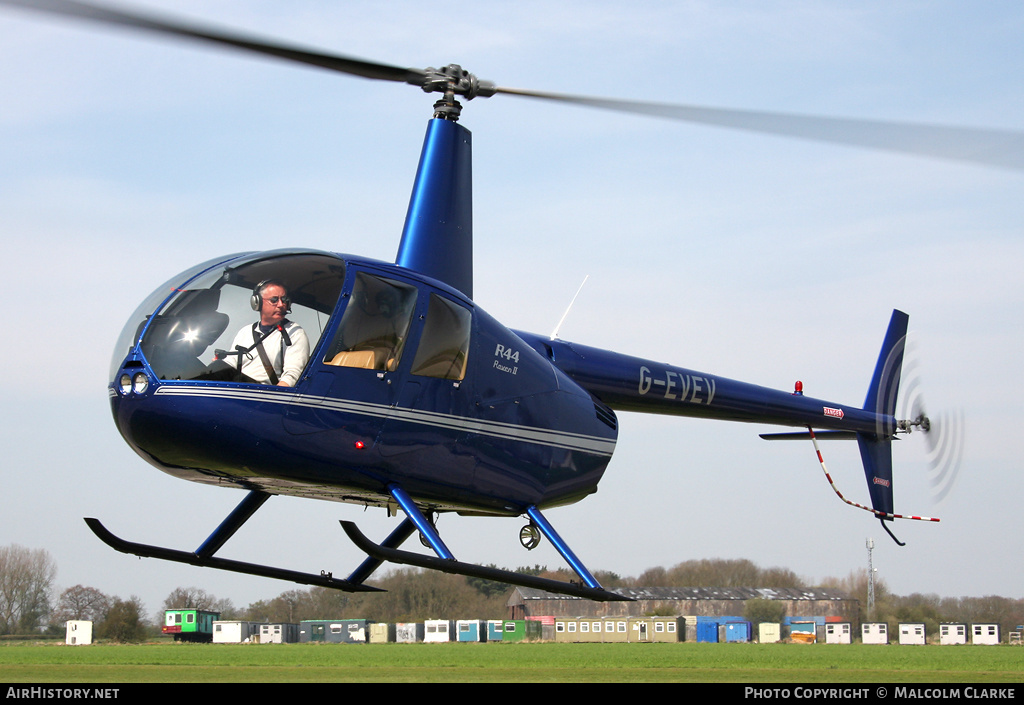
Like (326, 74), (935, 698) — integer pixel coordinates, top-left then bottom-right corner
(340, 520), (633, 602)
(86, 518), (382, 592)
(84, 488), (383, 593)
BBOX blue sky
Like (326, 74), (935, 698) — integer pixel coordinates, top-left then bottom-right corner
(1, 1), (1022, 616)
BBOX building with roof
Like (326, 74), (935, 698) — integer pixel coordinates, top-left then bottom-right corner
(507, 586), (857, 626)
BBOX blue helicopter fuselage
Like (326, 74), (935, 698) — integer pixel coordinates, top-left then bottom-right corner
(109, 250), (618, 517)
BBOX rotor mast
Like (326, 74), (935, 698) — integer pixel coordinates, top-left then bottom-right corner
(393, 65), (494, 298)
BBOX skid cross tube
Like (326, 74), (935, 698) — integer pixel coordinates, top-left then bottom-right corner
(526, 505), (602, 590)
(387, 484), (455, 560)
(195, 489), (270, 559)
(340, 521), (632, 601)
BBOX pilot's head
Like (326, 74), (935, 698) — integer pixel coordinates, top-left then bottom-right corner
(253, 280), (290, 328)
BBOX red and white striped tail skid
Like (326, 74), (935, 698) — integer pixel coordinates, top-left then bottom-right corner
(807, 427), (940, 522)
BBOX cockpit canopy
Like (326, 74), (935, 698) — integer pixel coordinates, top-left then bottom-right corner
(112, 250), (346, 383)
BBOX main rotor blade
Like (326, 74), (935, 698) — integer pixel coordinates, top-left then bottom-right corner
(6, 0), (1022, 171)
(1, 0), (426, 86)
(496, 87), (1024, 172)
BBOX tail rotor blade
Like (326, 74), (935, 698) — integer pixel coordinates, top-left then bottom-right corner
(899, 346), (966, 506)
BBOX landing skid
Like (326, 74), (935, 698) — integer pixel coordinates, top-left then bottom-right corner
(85, 517), (382, 592)
(85, 485), (632, 602)
(340, 521), (632, 602)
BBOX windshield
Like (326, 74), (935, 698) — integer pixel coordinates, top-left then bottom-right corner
(118, 250), (346, 384)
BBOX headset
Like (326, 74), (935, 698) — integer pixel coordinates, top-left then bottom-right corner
(250, 279), (291, 313)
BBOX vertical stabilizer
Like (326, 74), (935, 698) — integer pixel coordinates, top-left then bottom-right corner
(864, 309), (909, 425)
(857, 309), (909, 519)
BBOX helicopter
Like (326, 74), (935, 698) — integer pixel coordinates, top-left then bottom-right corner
(4, 1), (1009, 602)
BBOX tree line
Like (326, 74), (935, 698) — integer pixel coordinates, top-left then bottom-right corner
(3, 543), (1021, 641)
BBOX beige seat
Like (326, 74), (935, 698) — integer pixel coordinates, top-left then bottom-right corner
(325, 349), (377, 369)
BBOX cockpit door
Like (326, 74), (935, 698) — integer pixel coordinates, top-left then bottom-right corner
(282, 268), (419, 438)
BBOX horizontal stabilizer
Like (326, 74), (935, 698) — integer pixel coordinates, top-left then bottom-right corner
(760, 430), (857, 441)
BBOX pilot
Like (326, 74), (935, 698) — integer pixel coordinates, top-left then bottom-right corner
(230, 280), (310, 386)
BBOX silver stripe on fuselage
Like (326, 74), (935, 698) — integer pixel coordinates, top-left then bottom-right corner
(152, 385), (616, 456)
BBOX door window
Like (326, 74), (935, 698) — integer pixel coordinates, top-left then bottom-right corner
(323, 272), (418, 371)
(410, 294), (472, 380)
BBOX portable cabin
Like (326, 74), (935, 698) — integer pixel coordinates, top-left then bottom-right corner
(657, 617), (684, 642)
(424, 619), (455, 643)
(939, 623), (967, 645)
(631, 616), (683, 643)
(299, 619), (370, 643)
(554, 617), (582, 642)
(899, 623), (926, 645)
(396, 622), (424, 643)
(758, 623), (782, 643)
(500, 619), (543, 642)
(456, 619), (485, 642)
(825, 622), (853, 644)
(696, 620), (719, 643)
(586, 617), (613, 642)
(861, 622), (889, 645)
(65, 620), (92, 645)
(369, 622), (395, 643)
(607, 618), (631, 642)
(555, 617), (607, 642)
(486, 619), (504, 641)
(213, 620), (261, 643)
(789, 621), (817, 644)
(163, 609), (220, 642)
(599, 618), (629, 642)
(552, 617), (573, 642)
(724, 621), (752, 643)
(260, 623), (299, 644)
(971, 623), (1000, 645)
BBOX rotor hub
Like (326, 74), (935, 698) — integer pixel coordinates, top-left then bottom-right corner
(896, 413), (931, 434)
(419, 64), (497, 120)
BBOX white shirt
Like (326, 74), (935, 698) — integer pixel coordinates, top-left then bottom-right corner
(230, 320), (310, 386)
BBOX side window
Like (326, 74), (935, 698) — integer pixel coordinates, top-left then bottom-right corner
(410, 294), (472, 380)
(323, 272), (418, 371)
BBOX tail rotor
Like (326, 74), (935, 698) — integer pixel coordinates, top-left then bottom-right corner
(897, 345), (966, 506)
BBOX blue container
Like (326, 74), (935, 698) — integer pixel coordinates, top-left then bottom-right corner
(696, 621), (719, 643)
(725, 621), (752, 642)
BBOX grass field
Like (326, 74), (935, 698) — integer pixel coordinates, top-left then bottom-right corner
(1, 641), (1022, 683)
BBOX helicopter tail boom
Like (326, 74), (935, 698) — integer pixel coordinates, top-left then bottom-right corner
(515, 312), (909, 435)
(516, 309), (916, 526)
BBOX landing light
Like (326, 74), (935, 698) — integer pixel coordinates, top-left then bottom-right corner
(119, 374), (132, 395)
(132, 372), (149, 395)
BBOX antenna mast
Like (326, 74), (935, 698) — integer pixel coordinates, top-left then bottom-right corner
(866, 537), (876, 616)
